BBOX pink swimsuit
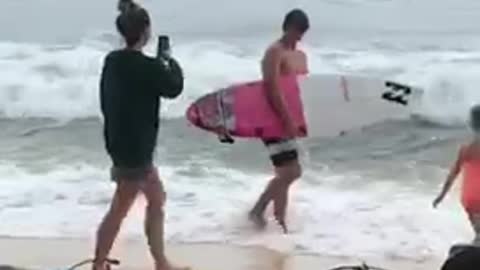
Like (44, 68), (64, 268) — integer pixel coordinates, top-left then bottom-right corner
(462, 158), (480, 213)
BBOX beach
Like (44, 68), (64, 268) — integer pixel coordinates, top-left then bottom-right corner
(1, 237), (443, 270)
(1, 0), (480, 268)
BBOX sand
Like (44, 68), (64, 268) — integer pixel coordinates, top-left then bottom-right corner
(0, 237), (443, 270)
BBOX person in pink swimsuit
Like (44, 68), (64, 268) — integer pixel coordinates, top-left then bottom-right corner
(434, 104), (480, 245)
(248, 9), (309, 233)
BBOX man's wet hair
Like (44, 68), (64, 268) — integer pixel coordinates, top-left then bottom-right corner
(115, 1), (151, 47)
(282, 9), (310, 33)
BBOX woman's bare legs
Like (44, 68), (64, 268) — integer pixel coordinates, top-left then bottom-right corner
(140, 168), (189, 270)
(93, 180), (140, 270)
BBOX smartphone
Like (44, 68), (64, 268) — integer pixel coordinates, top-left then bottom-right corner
(157, 35), (170, 58)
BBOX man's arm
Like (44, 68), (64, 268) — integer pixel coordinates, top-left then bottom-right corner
(262, 47), (296, 137)
(149, 57), (184, 99)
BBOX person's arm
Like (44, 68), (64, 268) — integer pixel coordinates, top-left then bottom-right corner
(148, 57), (184, 99)
(99, 53), (114, 116)
(433, 146), (465, 208)
(262, 47), (296, 137)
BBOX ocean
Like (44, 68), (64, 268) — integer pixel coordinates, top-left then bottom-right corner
(1, 0), (480, 262)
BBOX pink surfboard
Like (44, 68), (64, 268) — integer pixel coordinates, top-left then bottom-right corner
(186, 75), (308, 140)
(186, 73), (424, 141)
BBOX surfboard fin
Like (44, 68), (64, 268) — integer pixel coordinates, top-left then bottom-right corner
(218, 133), (235, 144)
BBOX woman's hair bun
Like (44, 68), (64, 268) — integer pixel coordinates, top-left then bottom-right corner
(118, 0), (140, 14)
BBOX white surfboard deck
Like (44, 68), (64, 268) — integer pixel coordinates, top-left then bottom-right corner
(298, 74), (423, 138)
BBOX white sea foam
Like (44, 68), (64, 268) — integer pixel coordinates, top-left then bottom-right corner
(0, 37), (479, 127)
(0, 161), (471, 259)
(1, 1), (479, 260)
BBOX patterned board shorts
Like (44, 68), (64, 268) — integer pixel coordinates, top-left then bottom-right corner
(262, 138), (299, 167)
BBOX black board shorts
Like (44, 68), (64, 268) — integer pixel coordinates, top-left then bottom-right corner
(263, 139), (299, 167)
(441, 244), (480, 270)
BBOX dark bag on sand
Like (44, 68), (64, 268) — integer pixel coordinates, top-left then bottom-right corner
(441, 244), (480, 270)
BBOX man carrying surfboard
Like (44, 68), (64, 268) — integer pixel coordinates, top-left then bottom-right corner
(249, 9), (309, 233)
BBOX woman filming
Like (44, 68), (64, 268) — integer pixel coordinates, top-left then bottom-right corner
(93, 1), (188, 270)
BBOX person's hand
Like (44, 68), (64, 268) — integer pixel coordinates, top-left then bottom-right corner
(285, 121), (297, 139)
(433, 195), (444, 208)
(282, 113), (297, 139)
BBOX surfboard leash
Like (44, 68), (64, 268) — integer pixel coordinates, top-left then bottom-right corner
(328, 262), (390, 270)
(62, 259), (390, 270)
(64, 258), (120, 270)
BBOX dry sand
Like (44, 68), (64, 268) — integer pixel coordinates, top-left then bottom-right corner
(0, 237), (443, 270)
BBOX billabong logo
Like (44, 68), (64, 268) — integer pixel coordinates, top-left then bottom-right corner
(382, 81), (412, 106)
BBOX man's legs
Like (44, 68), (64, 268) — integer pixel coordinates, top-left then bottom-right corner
(249, 176), (277, 227)
(93, 180), (140, 270)
(272, 161), (301, 232)
(249, 139), (302, 232)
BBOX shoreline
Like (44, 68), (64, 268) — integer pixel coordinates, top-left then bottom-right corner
(0, 236), (443, 270)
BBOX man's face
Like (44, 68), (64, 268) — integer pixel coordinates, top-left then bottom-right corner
(286, 25), (308, 42)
